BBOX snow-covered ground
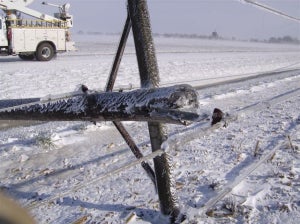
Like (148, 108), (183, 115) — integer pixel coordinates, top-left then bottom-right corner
(0, 35), (300, 223)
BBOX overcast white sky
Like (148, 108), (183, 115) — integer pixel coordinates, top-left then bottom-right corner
(28, 0), (300, 40)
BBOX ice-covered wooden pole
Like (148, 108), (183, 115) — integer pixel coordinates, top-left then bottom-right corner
(128, 0), (184, 222)
(0, 85), (199, 124)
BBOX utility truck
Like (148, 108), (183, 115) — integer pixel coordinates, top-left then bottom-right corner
(0, 0), (75, 61)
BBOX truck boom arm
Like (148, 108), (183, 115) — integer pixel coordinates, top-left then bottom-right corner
(0, 0), (34, 7)
(0, 0), (72, 27)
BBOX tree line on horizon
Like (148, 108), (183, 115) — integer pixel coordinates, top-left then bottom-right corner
(76, 30), (300, 45)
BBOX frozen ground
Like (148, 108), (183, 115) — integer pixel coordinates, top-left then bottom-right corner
(0, 35), (300, 223)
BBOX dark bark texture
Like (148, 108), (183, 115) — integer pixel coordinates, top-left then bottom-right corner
(0, 85), (199, 125)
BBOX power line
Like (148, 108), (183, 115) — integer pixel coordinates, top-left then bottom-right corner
(238, 0), (300, 23)
(25, 149), (164, 210)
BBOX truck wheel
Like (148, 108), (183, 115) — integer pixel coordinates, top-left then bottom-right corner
(19, 54), (35, 61)
(36, 43), (54, 61)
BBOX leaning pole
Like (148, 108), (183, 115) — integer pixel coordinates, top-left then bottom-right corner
(128, 0), (183, 222)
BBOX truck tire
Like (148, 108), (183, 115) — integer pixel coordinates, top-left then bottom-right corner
(36, 43), (54, 61)
(19, 54), (35, 61)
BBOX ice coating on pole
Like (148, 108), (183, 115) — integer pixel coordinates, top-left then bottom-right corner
(0, 85), (200, 124)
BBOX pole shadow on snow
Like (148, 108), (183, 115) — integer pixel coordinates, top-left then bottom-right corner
(224, 156), (254, 183)
(59, 197), (161, 223)
(7, 147), (129, 190)
(2, 188), (161, 223)
(0, 188), (50, 210)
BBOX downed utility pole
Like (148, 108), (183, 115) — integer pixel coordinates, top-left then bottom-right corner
(0, 85), (199, 124)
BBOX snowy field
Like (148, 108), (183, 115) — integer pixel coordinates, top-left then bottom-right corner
(0, 35), (300, 223)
